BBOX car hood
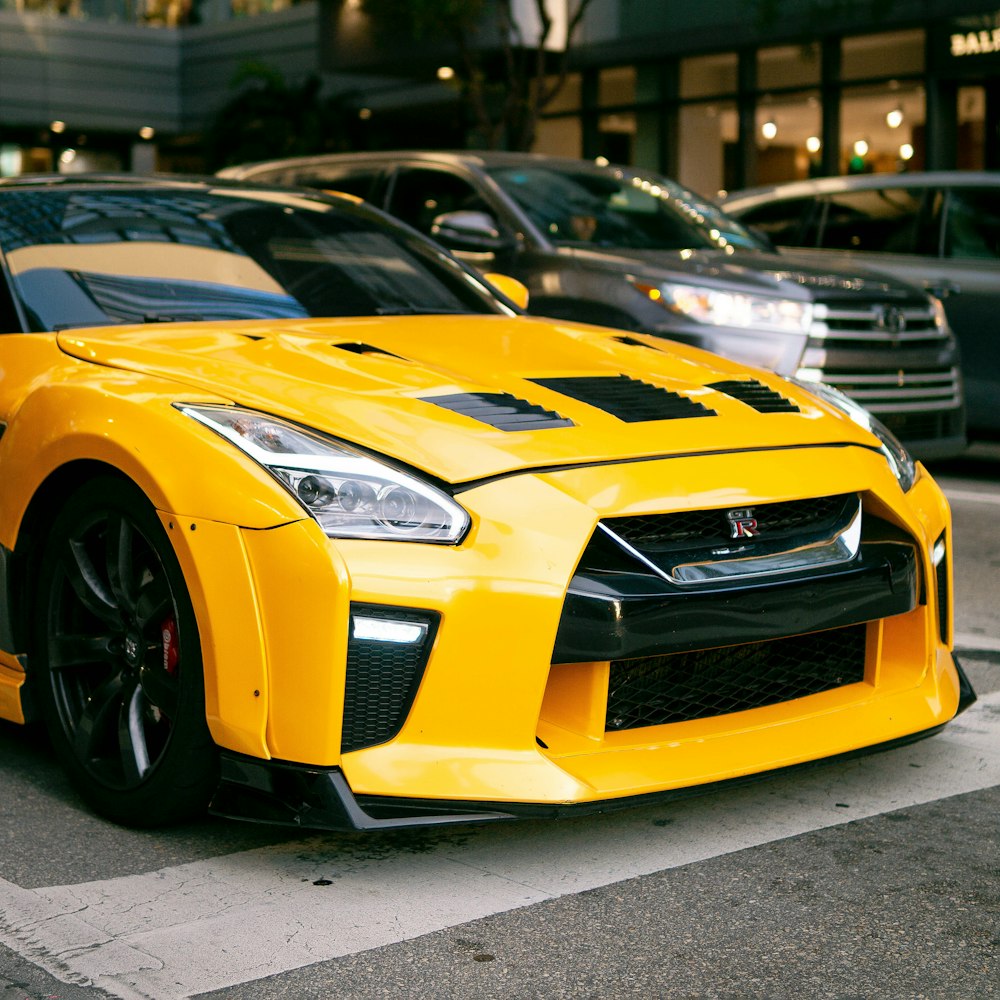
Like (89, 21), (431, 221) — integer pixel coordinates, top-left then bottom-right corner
(559, 246), (920, 302)
(57, 315), (873, 484)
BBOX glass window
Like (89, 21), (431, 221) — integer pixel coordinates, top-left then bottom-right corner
(680, 53), (737, 99)
(737, 198), (821, 248)
(0, 187), (502, 332)
(842, 30), (925, 79)
(282, 168), (382, 202)
(386, 169), (490, 237)
(488, 162), (766, 252)
(816, 187), (938, 254)
(756, 91), (822, 185)
(841, 83), (925, 174)
(945, 188), (1000, 259)
(599, 66), (636, 107)
(757, 44), (821, 90)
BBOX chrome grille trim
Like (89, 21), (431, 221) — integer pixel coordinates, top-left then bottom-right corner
(801, 367), (962, 414)
(809, 301), (946, 344)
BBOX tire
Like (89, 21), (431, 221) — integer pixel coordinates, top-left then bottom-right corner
(32, 476), (218, 826)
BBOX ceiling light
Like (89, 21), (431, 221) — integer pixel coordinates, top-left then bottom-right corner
(50, 120), (66, 134)
(900, 143), (914, 161)
(138, 126), (156, 140)
(886, 107), (904, 129)
(437, 66), (455, 81)
(853, 138), (869, 157)
(806, 135), (821, 153)
(761, 119), (777, 140)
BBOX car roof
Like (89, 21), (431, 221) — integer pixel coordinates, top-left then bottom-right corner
(724, 170), (1000, 208)
(219, 150), (640, 179)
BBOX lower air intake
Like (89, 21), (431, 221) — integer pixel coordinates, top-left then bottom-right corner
(342, 604), (439, 753)
(605, 625), (867, 731)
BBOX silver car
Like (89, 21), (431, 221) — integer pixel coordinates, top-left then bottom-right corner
(723, 171), (999, 441)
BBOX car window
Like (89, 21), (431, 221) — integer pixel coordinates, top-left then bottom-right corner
(386, 169), (491, 237)
(488, 165), (767, 251)
(734, 197), (819, 247)
(0, 188), (504, 332)
(816, 187), (933, 254)
(284, 168), (381, 202)
(943, 187), (1000, 259)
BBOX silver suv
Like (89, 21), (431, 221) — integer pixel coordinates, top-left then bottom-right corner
(723, 171), (997, 441)
(222, 152), (966, 459)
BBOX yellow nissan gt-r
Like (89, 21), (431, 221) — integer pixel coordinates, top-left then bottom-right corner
(0, 176), (974, 829)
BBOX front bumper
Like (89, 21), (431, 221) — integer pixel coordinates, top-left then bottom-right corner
(210, 653), (975, 832)
(177, 443), (966, 823)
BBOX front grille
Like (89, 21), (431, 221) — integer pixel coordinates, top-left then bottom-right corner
(818, 367), (962, 415)
(605, 494), (854, 553)
(605, 625), (867, 731)
(810, 300), (945, 349)
(341, 604), (439, 753)
(880, 408), (964, 442)
(530, 375), (716, 422)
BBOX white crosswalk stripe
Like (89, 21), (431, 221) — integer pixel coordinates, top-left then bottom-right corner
(1, 690), (999, 1000)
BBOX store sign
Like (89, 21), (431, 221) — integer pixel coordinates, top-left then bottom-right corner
(951, 28), (1000, 57)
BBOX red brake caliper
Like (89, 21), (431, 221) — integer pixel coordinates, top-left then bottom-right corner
(161, 617), (180, 676)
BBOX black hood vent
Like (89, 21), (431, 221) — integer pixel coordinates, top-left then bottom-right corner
(422, 392), (575, 431)
(529, 375), (715, 423)
(708, 379), (800, 413)
(333, 342), (405, 359)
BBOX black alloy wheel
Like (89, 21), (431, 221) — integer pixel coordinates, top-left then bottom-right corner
(33, 476), (218, 826)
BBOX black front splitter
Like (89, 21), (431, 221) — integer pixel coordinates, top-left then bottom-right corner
(209, 656), (975, 833)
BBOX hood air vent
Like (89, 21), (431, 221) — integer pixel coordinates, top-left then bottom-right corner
(422, 392), (575, 431)
(333, 342), (405, 359)
(530, 375), (715, 423)
(708, 379), (800, 413)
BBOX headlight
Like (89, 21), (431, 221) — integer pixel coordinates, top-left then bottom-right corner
(789, 379), (917, 492)
(930, 295), (947, 331)
(632, 280), (812, 334)
(179, 405), (470, 543)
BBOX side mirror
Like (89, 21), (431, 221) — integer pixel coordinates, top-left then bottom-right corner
(431, 210), (510, 252)
(482, 273), (529, 311)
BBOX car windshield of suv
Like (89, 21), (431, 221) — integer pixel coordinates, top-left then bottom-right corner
(489, 165), (767, 253)
(0, 187), (504, 333)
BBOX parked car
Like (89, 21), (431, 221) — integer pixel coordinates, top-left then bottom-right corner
(722, 171), (1000, 441)
(0, 175), (974, 829)
(221, 152), (966, 460)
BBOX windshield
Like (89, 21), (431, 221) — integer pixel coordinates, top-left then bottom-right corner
(0, 187), (505, 332)
(488, 164), (767, 253)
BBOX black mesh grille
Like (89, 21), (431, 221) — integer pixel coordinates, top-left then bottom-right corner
(605, 494), (856, 553)
(422, 392), (574, 430)
(606, 625), (867, 731)
(341, 604), (439, 753)
(708, 379), (800, 413)
(529, 375), (716, 422)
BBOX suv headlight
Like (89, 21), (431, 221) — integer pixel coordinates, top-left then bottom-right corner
(179, 405), (470, 543)
(789, 379), (917, 492)
(632, 280), (812, 334)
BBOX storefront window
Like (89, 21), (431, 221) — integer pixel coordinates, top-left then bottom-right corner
(842, 29), (925, 79)
(841, 81), (925, 173)
(680, 53), (737, 99)
(758, 44), (821, 90)
(678, 101), (735, 197)
(599, 66), (635, 107)
(756, 90), (822, 184)
(958, 85), (986, 170)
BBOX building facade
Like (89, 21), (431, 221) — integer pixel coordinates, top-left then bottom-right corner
(1, 0), (999, 196)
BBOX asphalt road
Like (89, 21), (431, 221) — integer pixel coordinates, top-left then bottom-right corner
(1, 447), (998, 1000)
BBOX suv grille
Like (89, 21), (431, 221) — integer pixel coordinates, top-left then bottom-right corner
(815, 367), (962, 414)
(605, 625), (867, 731)
(810, 300), (945, 349)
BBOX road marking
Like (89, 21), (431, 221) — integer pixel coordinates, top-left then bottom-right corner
(2, 691), (1000, 1000)
(955, 632), (1000, 654)
(945, 487), (1000, 506)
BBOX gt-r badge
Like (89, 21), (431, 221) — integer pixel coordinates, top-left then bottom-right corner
(727, 508), (759, 538)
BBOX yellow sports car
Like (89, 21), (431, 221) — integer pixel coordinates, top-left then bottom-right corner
(0, 176), (974, 829)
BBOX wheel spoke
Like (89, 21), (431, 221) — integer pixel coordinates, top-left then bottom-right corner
(135, 578), (171, 632)
(48, 633), (116, 670)
(139, 660), (180, 721)
(70, 670), (127, 764)
(118, 684), (151, 783)
(105, 513), (138, 617)
(63, 538), (119, 626)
